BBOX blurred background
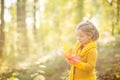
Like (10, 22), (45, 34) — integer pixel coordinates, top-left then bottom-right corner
(0, 0), (120, 80)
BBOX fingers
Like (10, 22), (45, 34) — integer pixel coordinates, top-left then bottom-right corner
(67, 55), (81, 64)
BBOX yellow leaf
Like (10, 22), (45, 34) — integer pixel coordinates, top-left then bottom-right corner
(115, 73), (120, 79)
(62, 42), (71, 52)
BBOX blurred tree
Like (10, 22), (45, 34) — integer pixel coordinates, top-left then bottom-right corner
(116, 0), (120, 25)
(75, 0), (84, 23)
(17, 0), (29, 55)
(17, 0), (26, 29)
(103, 0), (120, 35)
(116, 0), (120, 34)
(0, 0), (5, 58)
(33, 0), (40, 42)
(33, 0), (37, 36)
(109, 0), (120, 35)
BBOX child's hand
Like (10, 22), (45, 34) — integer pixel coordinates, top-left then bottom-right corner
(67, 55), (81, 64)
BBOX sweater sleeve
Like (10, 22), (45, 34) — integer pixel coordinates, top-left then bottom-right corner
(72, 48), (98, 72)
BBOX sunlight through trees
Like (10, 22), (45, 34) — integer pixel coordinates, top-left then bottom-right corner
(0, 0), (120, 80)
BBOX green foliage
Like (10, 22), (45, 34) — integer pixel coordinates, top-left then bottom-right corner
(60, 70), (70, 80)
(33, 75), (45, 80)
(97, 34), (120, 80)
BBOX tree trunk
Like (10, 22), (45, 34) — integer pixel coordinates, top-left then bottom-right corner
(17, 0), (26, 29)
(33, 0), (37, 36)
(75, 0), (83, 23)
(0, 0), (5, 58)
(17, 0), (28, 54)
(117, 0), (120, 24)
(111, 20), (115, 35)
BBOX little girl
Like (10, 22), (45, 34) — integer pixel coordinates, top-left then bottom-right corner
(63, 20), (99, 80)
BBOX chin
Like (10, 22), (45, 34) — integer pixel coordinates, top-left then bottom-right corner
(79, 40), (82, 42)
(79, 41), (84, 44)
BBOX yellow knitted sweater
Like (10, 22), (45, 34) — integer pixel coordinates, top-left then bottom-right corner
(69, 41), (98, 80)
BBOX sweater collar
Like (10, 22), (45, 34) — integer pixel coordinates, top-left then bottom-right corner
(78, 41), (96, 57)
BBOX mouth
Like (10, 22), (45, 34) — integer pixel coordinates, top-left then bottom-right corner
(79, 39), (82, 42)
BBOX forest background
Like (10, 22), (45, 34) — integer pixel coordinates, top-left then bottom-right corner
(0, 0), (120, 80)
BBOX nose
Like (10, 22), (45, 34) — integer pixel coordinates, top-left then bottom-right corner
(77, 37), (82, 41)
(77, 37), (79, 40)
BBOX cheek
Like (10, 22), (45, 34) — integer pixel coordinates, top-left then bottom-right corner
(81, 38), (89, 44)
(77, 37), (85, 41)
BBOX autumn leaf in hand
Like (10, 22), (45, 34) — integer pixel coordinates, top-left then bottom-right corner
(62, 43), (71, 52)
(62, 42), (73, 58)
(63, 48), (73, 58)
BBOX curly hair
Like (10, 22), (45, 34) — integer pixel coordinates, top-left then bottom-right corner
(76, 20), (99, 41)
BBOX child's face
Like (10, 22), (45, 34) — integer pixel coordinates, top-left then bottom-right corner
(76, 29), (91, 45)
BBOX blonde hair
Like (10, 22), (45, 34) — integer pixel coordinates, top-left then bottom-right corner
(76, 20), (99, 41)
